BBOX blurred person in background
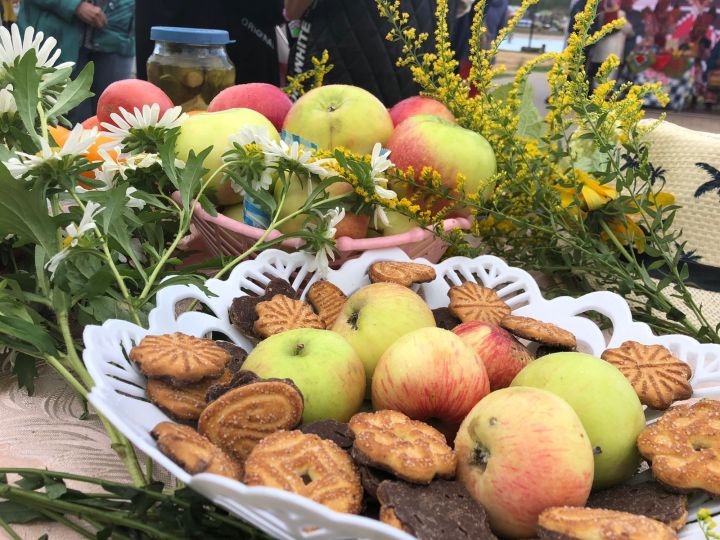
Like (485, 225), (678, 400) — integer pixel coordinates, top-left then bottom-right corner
(588, 0), (634, 87)
(18, 0), (135, 122)
(284, 0), (465, 106)
(2, 0), (17, 29)
(135, 0), (284, 85)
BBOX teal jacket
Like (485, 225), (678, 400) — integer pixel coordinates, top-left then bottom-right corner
(18, 0), (134, 64)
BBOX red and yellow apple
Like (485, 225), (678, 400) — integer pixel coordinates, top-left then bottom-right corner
(386, 115), (497, 214)
(242, 328), (365, 423)
(282, 84), (393, 154)
(455, 386), (594, 538)
(453, 321), (534, 390)
(207, 82), (293, 131)
(330, 282), (436, 387)
(97, 79), (173, 126)
(372, 327), (490, 436)
(389, 95), (455, 126)
(511, 352), (646, 489)
(175, 108), (280, 205)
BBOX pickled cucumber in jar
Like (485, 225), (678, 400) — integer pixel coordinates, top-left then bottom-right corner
(147, 27), (236, 112)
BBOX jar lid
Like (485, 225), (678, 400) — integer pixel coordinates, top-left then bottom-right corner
(150, 26), (234, 45)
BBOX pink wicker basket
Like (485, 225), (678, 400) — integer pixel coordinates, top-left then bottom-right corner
(172, 193), (471, 267)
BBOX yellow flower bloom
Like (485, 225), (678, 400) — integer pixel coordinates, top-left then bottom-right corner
(603, 218), (646, 253)
(556, 170), (618, 211)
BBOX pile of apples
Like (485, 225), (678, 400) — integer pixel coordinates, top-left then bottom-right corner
(170, 82), (497, 237)
(239, 280), (646, 538)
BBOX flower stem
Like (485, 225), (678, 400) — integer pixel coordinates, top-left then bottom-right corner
(0, 485), (176, 540)
(0, 515), (21, 540)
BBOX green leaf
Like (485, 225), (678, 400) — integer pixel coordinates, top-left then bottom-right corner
(0, 316), (57, 356)
(46, 62), (94, 119)
(180, 148), (212, 211)
(0, 502), (43, 524)
(516, 83), (544, 139)
(99, 186), (130, 235)
(0, 164), (58, 256)
(15, 474), (44, 490)
(11, 353), (38, 396)
(39, 66), (73, 91)
(100, 482), (141, 499)
(8, 50), (41, 143)
(45, 479), (67, 500)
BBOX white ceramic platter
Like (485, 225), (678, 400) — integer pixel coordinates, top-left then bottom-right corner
(83, 247), (720, 539)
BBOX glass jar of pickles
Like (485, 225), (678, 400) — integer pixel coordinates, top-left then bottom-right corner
(147, 27), (236, 112)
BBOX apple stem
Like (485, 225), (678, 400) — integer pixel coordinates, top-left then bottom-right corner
(294, 343), (305, 356)
(472, 445), (490, 473)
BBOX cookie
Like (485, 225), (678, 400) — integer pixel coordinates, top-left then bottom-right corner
(601, 341), (692, 410)
(214, 340), (248, 370)
(376, 479), (497, 539)
(537, 506), (677, 540)
(358, 465), (395, 500)
(151, 422), (242, 479)
(586, 481), (688, 531)
(205, 369), (261, 403)
(228, 278), (297, 339)
(432, 307), (461, 331)
(130, 333), (229, 384)
(637, 399), (720, 495)
(147, 367), (234, 422)
(448, 282), (511, 324)
(306, 280), (347, 328)
(349, 410), (456, 484)
(299, 420), (354, 450)
(368, 261), (436, 287)
(253, 294), (325, 338)
(500, 315), (577, 349)
(199, 378), (304, 462)
(243, 430), (363, 514)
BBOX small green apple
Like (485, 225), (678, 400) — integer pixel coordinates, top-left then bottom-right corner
(282, 84), (393, 154)
(242, 328), (365, 423)
(272, 174), (354, 234)
(511, 352), (646, 489)
(378, 209), (418, 236)
(331, 282), (436, 388)
(221, 203), (244, 222)
(175, 108), (280, 206)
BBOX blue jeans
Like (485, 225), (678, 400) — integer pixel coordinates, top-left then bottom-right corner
(70, 48), (134, 124)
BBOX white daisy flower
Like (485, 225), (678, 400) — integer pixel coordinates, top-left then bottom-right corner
(0, 24), (74, 70)
(100, 104), (187, 144)
(0, 85), (16, 116)
(121, 152), (163, 172)
(45, 201), (102, 278)
(228, 125), (274, 149)
(305, 207), (345, 276)
(125, 187), (146, 210)
(5, 125), (98, 178)
(263, 139), (337, 179)
(367, 143), (397, 229)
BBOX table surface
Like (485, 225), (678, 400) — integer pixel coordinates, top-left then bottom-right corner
(0, 358), (132, 540)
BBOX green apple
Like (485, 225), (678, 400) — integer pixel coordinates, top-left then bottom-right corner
(221, 203), (244, 222)
(273, 173), (354, 234)
(455, 387), (594, 538)
(282, 84), (393, 154)
(378, 209), (418, 236)
(175, 108), (280, 206)
(330, 282), (436, 388)
(511, 352), (645, 489)
(242, 328), (365, 423)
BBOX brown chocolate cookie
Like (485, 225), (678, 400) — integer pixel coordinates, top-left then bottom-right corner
(358, 465), (395, 500)
(299, 420), (354, 450)
(228, 278), (297, 339)
(432, 307), (461, 331)
(376, 479), (497, 539)
(586, 481), (688, 531)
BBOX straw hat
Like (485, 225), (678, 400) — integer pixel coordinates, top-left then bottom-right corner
(640, 120), (720, 329)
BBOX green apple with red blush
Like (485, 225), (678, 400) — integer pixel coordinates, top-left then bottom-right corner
(455, 386), (594, 538)
(372, 327), (490, 437)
